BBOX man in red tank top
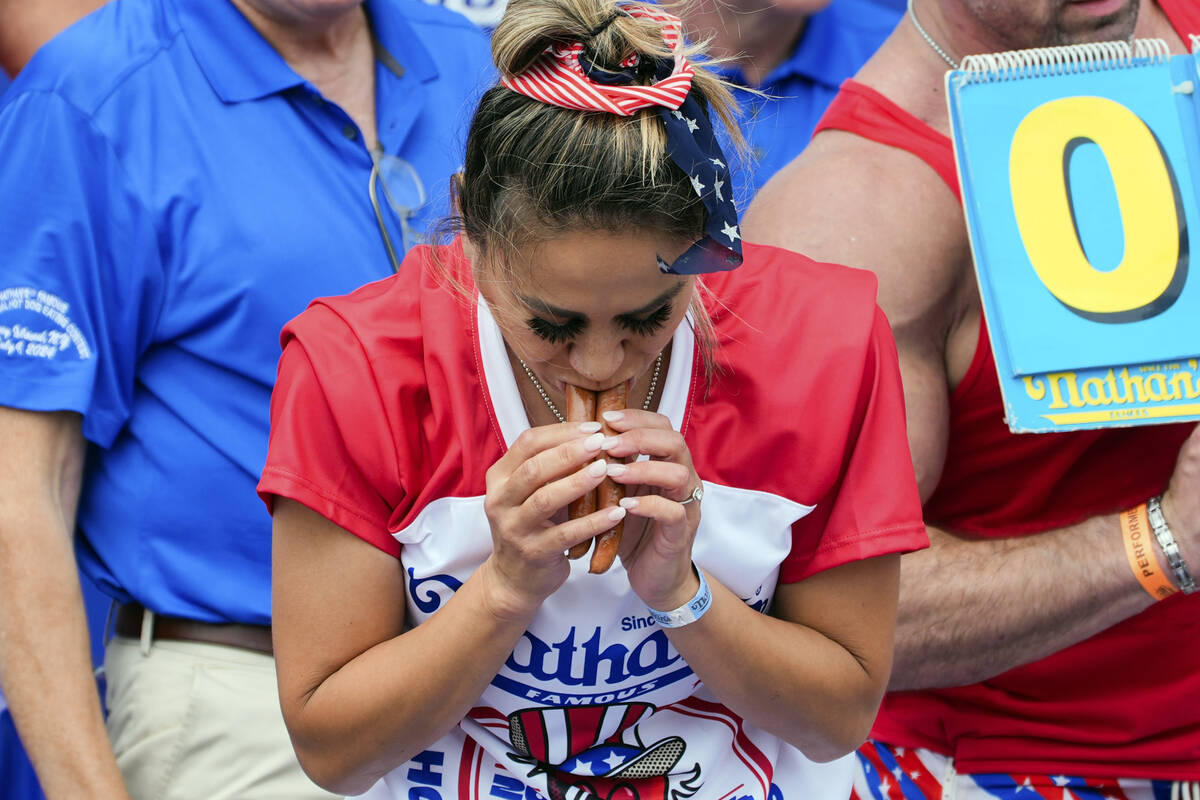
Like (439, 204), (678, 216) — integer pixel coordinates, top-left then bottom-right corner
(747, 0), (1200, 796)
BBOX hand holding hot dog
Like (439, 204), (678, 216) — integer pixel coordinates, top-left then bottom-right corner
(597, 408), (702, 610)
(480, 422), (629, 618)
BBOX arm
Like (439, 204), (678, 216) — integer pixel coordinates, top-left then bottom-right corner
(672, 556), (900, 762)
(895, 424), (1199, 690)
(601, 401), (905, 763)
(272, 499), (531, 795)
(893, 517), (1161, 689)
(748, 136), (970, 499)
(272, 423), (624, 795)
(0, 407), (130, 798)
(746, 135), (1200, 691)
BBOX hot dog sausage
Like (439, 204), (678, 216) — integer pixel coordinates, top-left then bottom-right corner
(565, 384), (598, 559)
(589, 384), (627, 574)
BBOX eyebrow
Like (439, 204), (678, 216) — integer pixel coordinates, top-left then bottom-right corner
(518, 281), (687, 321)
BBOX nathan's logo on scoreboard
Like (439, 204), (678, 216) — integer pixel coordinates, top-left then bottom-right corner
(1021, 360), (1200, 425)
(946, 39), (1200, 432)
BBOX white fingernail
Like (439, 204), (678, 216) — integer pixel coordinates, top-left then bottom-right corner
(579, 421), (602, 433)
(584, 432), (604, 451)
(587, 459), (608, 477)
(608, 506), (627, 521)
(600, 436), (619, 450)
(601, 410), (624, 423)
(606, 462), (627, 477)
(619, 497), (639, 509)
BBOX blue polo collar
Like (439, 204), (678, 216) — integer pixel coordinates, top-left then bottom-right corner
(172, 0), (439, 104)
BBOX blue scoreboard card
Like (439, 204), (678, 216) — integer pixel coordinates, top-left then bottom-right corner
(948, 42), (1200, 432)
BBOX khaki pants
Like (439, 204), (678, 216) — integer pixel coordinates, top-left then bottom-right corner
(105, 635), (340, 800)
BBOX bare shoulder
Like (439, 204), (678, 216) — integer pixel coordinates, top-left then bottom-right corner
(744, 126), (971, 340)
(744, 105), (981, 495)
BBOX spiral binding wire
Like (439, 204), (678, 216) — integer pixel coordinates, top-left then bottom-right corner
(957, 38), (1171, 84)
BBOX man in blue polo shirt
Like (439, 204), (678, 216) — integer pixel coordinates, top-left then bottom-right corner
(0, 0), (491, 796)
(688, 0), (902, 207)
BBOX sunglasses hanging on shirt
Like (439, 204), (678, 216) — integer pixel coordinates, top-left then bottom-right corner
(369, 149), (427, 272)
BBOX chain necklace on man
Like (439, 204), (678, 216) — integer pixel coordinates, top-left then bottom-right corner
(517, 351), (664, 424)
(908, 0), (960, 69)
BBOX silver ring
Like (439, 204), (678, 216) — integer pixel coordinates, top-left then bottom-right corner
(678, 485), (703, 506)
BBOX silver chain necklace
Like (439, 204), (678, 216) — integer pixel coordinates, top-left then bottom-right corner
(908, 0), (959, 69)
(517, 351), (664, 424)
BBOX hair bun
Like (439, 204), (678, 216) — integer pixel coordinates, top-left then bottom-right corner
(585, 9), (626, 39)
(492, 0), (674, 80)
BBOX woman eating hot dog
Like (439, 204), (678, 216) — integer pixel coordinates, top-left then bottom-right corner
(257, 2), (927, 797)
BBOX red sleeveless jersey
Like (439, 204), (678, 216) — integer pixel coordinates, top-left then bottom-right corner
(813, 0), (1200, 778)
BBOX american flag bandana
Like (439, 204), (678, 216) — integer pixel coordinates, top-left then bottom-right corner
(500, 5), (743, 276)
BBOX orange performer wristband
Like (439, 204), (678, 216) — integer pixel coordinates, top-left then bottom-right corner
(1121, 503), (1178, 601)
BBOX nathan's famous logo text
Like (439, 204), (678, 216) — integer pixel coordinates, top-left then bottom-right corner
(506, 627), (680, 687)
(1024, 360), (1199, 418)
(492, 627), (693, 706)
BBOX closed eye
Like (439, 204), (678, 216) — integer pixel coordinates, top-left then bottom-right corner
(617, 302), (673, 337)
(527, 315), (585, 343)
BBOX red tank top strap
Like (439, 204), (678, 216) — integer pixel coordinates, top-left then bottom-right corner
(950, 311), (993, 404)
(813, 80), (961, 200)
(1160, 0), (1200, 38)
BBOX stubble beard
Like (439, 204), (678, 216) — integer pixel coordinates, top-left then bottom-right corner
(972, 0), (1142, 51)
(1050, 0), (1141, 47)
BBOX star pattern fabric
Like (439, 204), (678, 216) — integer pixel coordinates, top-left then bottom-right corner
(560, 744), (637, 777)
(655, 90), (743, 275)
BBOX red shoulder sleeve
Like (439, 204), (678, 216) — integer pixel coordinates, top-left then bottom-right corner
(780, 306), (928, 582)
(258, 303), (404, 558)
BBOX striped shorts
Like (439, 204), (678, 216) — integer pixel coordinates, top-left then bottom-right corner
(851, 740), (1200, 800)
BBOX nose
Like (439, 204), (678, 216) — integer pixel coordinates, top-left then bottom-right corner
(568, 332), (625, 388)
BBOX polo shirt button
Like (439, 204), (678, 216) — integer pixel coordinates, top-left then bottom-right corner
(342, 124), (358, 141)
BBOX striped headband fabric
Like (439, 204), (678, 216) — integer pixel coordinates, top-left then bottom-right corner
(500, 5), (743, 276)
(501, 5), (693, 117)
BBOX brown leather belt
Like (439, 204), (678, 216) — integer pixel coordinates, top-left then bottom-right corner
(114, 603), (273, 656)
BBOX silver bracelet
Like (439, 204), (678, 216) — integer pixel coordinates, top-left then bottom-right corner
(646, 565), (712, 628)
(1148, 495), (1197, 595)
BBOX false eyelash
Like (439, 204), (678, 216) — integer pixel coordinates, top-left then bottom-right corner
(620, 303), (673, 337)
(527, 315), (585, 344)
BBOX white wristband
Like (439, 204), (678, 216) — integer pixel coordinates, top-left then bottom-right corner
(646, 565), (712, 628)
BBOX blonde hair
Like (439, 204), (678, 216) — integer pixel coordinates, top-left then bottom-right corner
(439, 0), (742, 379)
